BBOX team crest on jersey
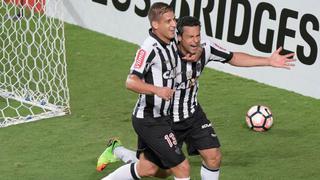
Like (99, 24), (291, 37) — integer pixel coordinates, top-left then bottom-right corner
(134, 49), (146, 69)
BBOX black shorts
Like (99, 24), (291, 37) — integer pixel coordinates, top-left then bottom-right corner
(132, 115), (186, 169)
(172, 105), (220, 156)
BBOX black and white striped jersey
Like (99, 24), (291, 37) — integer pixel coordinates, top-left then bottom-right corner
(171, 38), (233, 122)
(130, 29), (178, 119)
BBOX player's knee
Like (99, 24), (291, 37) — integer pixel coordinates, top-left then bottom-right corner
(204, 151), (222, 168)
(180, 161), (190, 173)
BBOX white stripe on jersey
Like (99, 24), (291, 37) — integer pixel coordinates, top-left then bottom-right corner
(135, 95), (145, 118)
(163, 47), (176, 116)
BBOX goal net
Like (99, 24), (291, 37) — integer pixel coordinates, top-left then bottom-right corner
(0, 0), (70, 128)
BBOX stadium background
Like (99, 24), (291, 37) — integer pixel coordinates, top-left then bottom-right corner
(1, 0), (320, 179)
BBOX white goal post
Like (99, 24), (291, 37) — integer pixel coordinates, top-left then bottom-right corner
(0, 0), (70, 128)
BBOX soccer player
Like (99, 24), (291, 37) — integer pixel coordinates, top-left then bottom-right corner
(99, 3), (194, 180)
(170, 16), (294, 179)
(98, 16), (295, 180)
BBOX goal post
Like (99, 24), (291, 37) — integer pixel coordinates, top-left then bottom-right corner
(0, 0), (70, 128)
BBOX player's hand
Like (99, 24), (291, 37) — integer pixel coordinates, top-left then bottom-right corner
(269, 47), (296, 69)
(182, 46), (203, 62)
(155, 87), (175, 101)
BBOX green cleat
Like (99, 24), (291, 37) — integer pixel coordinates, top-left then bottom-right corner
(96, 137), (122, 172)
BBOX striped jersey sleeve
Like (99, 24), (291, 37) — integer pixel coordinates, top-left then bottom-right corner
(202, 38), (233, 64)
(130, 39), (157, 79)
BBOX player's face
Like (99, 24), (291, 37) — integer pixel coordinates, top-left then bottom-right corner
(179, 26), (201, 55)
(153, 11), (176, 43)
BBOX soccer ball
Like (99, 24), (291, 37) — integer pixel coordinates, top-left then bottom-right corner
(246, 105), (273, 132)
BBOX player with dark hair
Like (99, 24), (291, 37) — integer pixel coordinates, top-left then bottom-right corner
(170, 16), (294, 179)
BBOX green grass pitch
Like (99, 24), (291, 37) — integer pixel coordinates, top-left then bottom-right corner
(0, 23), (320, 180)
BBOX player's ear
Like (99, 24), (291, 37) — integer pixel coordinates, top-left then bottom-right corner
(177, 34), (182, 42)
(152, 21), (159, 30)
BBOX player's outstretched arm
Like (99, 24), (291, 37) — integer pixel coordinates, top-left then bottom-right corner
(126, 75), (174, 101)
(229, 47), (295, 69)
(269, 47), (295, 69)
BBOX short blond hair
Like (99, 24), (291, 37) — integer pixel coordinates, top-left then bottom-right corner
(148, 2), (173, 25)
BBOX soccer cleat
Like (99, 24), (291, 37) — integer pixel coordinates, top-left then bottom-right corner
(96, 137), (122, 172)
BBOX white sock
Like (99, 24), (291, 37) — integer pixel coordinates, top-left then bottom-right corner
(201, 164), (220, 180)
(114, 146), (138, 163)
(101, 163), (140, 180)
(174, 177), (190, 180)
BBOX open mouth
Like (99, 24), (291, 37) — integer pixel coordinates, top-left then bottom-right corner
(190, 45), (198, 50)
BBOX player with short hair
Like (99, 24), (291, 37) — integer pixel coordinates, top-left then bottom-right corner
(170, 16), (294, 179)
(98, 16), (295, 180)
(99, 3), (196, 180)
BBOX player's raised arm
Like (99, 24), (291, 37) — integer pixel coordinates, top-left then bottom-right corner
(229, 47), (296, 69)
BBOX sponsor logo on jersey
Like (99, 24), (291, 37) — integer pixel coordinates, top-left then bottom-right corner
(134, 49), (146, 69)
(201, 123), (212, 129)
(175, 78), (198, 90)
(211, 133), (217, 137)
(163, 68), (177, 79)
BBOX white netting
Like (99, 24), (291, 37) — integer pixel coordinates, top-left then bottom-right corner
(0, 0), (70, 127)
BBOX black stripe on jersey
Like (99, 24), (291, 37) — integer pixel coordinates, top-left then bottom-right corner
(178, 89), (186, 119)
(144, 65), (154, 116)
(191, 62), (197, 81)
(170, 45), (179, 69)
(210, 46), (233, 63)
(142, 50), (156, 76)
(157, 47), (168, 116)
(187, 62), (198, 117)
(181, 60), (188, 82)
(164, 47), (174, 70)
(178, 60), (187, 117)
(187, 85), (195, 118)
(200, 50), (207, 71)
